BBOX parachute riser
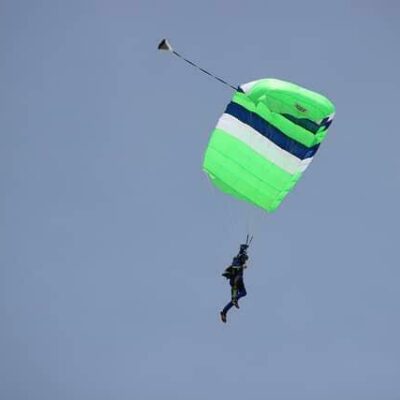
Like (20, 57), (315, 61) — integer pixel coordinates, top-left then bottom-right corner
(245, 234), (253, 247)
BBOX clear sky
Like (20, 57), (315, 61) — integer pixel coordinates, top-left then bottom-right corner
(1, 1), (400, 399)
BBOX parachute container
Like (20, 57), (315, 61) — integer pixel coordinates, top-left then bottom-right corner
(203, 79), (335, 212)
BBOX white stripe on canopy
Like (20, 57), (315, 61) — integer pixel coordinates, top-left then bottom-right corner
(239, 80), (259, 93)
(216, 114), (313, 175)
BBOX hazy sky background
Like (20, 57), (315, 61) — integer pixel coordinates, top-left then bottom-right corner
(1, 1), (400, 399)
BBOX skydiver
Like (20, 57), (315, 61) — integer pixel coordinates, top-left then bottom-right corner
(220, 243), (249, 323)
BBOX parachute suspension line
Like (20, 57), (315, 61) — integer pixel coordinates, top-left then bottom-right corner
(201, 165), (236, 243)
(244, 203), (265, 248)
(158, 38), (241, 92)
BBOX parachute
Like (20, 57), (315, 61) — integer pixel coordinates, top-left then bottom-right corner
(158, 39), (335, 213)
(203, 79), (335, 212)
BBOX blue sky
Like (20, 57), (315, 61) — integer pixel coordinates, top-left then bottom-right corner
(1, 1), (400, 399)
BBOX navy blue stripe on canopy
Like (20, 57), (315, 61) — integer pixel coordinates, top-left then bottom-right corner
(281, 114), (333, 133)
(320, 117), (333, 130)
(281, 113), (320, 133)
(225, 102), (319, 160)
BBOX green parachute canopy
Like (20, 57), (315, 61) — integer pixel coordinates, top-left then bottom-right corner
(203, 79), (335, 212)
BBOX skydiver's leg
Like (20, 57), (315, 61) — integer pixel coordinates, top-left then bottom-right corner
(220, 282), (235, 322)
(220, 300), (234, 323)
(237, 280), (247, 300)
(222, 300), (234, 315)
(233, 279), (247, 308)
(231, 284), (238, 302)
(231, 276), (240, 300)
(231, 276), (244, 307)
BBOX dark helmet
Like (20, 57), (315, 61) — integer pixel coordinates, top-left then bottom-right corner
(239, 244), (249, 253)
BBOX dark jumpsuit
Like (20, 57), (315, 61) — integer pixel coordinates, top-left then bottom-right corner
(222, 253), (248, 315)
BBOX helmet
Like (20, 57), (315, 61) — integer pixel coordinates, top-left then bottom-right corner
(239, 244), (249, 253)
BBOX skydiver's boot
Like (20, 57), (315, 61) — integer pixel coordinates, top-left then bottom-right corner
(220, 311), (227, 323)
